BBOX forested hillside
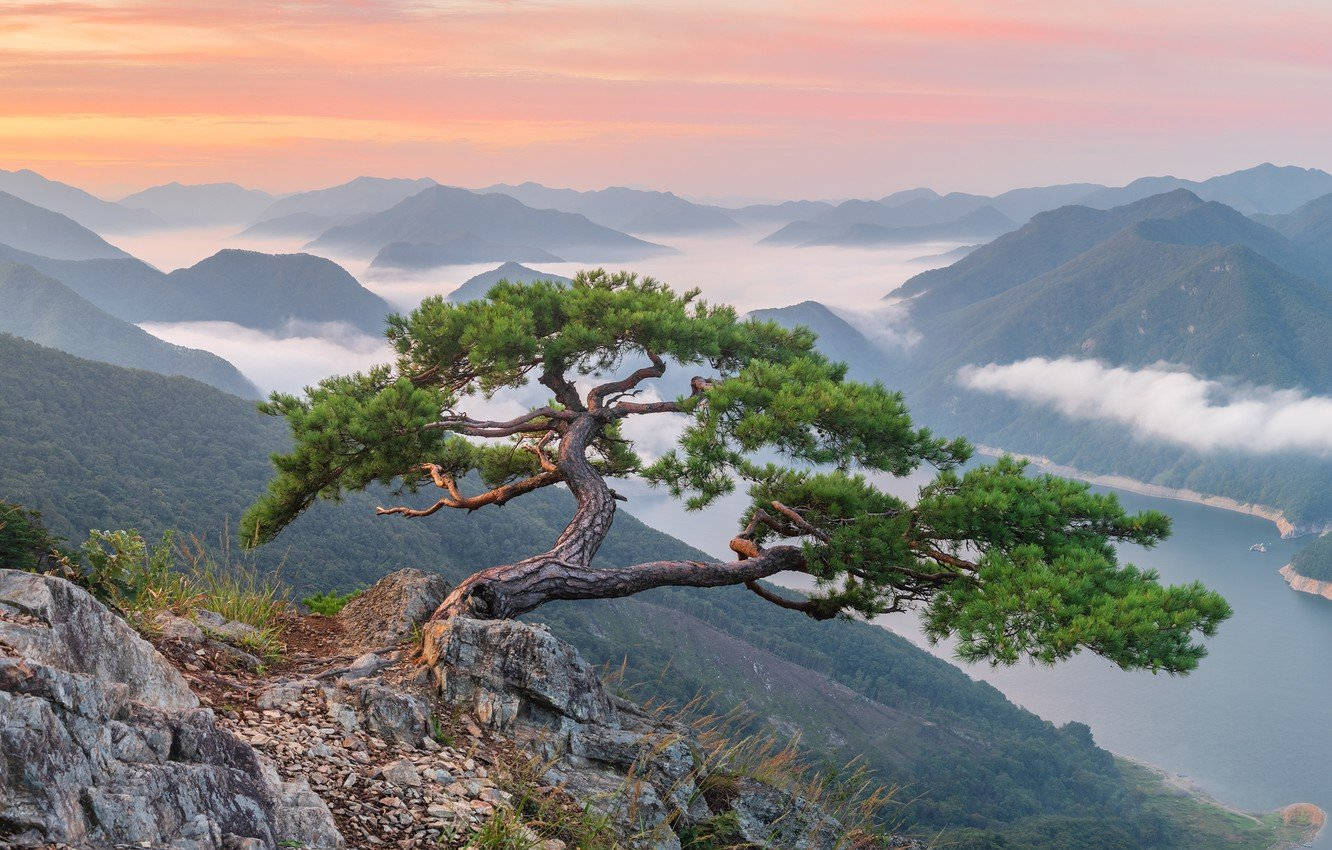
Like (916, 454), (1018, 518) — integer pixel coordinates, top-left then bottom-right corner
(0, 245), (390, 334)
(0, 267), (257, 397)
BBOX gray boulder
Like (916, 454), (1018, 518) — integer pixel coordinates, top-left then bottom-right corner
(335, 567), (451, 651)
(195, 608), (262, 645)
(0, 569), (343, 849)
(0, 569), (197, 710)
(422, 616), (613, 731)
(423, 615), (843, 850)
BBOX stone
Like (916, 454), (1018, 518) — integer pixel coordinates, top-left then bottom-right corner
(336, 568), (451, 651)
(155, 612), (205, 643)
(0, 570), (197, 710)
(728, 776), (844, 850)
(421, 617), (613, 731)
(381, 758), (423, 788)
(343, 651), (390, 679)
(194, 608), (261, 644)
(0, 570), (344, 850)
(326, 680), (429, 746)
(256, 679), (319, 710)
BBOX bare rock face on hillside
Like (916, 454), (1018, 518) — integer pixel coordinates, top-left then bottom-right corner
(0, 567), (902, 850)
(0, 569), (343, 849)
(422, 616), (849, 849)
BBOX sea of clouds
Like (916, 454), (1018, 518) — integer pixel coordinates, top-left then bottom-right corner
(957, 357), (1332, 456)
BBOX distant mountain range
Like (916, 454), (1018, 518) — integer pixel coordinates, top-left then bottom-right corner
(369, 236), (562, 270)
(0, 192), (132, 260)
(0, 264), (257, 397)
(242, 176), (439, 238)
(119, 182), (274, 227)
(724, 199), (835, 226)
(757, 164), (1332, 250)
(901, 189), (1331, 393)
(446, 262), (573, 303)
(309, 185), (673, 262)
(747, 301), (898, 379)
(759, 188), (1332, 528)
(0, 169), (161, 233)
(763, 204), (1015, 247)
(1078, 163), (1332, 216)
(1257, 191), (1332, 270)
(0, 244), (390, 335)
(482, 182), (740, 235)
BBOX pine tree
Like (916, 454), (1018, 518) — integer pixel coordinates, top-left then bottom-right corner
(244, 270), (1229, 672)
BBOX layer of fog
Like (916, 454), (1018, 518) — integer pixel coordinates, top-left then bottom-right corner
(139, 321), (392, 394)
(958, 357), (1332, 456)
(354, 231), (962, 313)
(121, 225), (950, 402)
(113, 225), (960, 311)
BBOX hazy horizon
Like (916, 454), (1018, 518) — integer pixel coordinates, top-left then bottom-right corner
(6, 1), (1332, 199)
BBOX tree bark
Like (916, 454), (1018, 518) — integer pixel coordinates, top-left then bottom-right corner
(430, 411), (808, 620)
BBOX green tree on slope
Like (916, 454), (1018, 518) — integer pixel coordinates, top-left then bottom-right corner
(244, 270), (1229, 672)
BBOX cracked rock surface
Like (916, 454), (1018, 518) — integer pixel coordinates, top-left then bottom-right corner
(0, 570), (341, 850)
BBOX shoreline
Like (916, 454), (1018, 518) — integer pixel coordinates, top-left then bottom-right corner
(976, 445), (1330, 539)
(1119, 755), (1327, 847)
(1278, 563), (1332, 601)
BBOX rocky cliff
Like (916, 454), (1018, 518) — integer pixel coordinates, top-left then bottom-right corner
(0, 568), (907, 849)
(1278, 563), (1332, 600)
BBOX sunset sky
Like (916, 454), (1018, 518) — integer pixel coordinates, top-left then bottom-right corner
(4, 0), (1331, 200)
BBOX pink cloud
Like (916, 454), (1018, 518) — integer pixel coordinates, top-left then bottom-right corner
(2, 0), (1329, 196)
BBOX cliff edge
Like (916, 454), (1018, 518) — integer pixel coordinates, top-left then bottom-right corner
(0, 568), (909, 849)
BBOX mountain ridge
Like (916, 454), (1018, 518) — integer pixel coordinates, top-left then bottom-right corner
(0, 168), (162, 232)
(310, 185), (674, 261)
(0, 263), (258, 397)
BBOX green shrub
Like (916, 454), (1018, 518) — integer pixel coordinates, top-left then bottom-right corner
(302, 588), (362, 616)
(0, 501), (69, 573)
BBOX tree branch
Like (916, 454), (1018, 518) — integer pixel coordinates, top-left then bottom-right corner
(541, 365), (585, 412)
(612, 373), (715, 416)
(588, 351), (666, 409)
(425, 406), (572, 438)
(433, 544), (808, 620)
(743, 581), (836, 620)
(377, 465), (563, 517)
(522, 431), (559, 472)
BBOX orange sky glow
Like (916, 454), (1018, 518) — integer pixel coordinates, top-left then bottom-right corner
(3, 0), (1331, 199)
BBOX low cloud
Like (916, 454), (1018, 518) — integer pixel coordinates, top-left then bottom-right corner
(140, 321), (392, 394)
(957, 357), (1332, 456)
(830, 303), (920, 351)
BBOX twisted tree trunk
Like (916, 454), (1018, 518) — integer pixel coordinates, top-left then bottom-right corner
(431, 412), (806, 621)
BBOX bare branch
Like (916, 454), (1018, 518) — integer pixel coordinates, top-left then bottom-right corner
(612, 372), (715, 417)
(770, 501), (832, 543)
(743, 581), (836, 620)
(425, 406), (572, 438)
(588, 351), (666, 409)
(377, 465), (563, 517)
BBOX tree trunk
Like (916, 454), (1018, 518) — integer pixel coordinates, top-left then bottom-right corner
(430, 412), (807, 620)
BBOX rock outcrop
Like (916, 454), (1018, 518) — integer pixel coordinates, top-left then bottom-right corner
(422, 616), (849, 849)
(334, 567), (450, 651)
(0, 567), (899, 849)
(1278, 563), (1332, 600)
(0, 570), (342, 849)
